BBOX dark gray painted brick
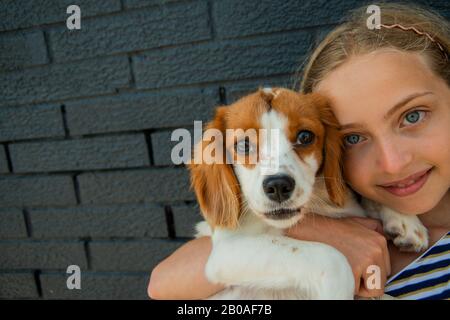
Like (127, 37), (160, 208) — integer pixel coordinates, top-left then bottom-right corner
(0, 145), (8, 173)
(407, 0), (450, 9)
(0, 240), (87, 269)
(0, 104), (64, 142)
(65, 89), (217, 136)
(436, 6), (450, 19)
(212, 0), (367, 39)
(0, 175), (76, 208)
(78, 168), (195, 204)
(0, 0), (121, 32)
(225, 77), (296, 104)
(133, 31), (312, 89)
(0, 56), (130, 108)
(124, 0), (182, 9)
(0, 273), (39, 299)
(48, 1), (211, 62)
(126, 0), (448, 11)
(0, 30), (48, 71)
(10, 134), (149, 173)
(40, 272), (149, 300)
(171, 204), (203, 238)
(314, 25), (339, 47)
(0, 208), (27, 238)
(425, 0), (450, 6)
(150, 131), (173, 166)
(151, 128), (197, 166)
(89, 239), (185, 271)
(30, 203), (167, 239)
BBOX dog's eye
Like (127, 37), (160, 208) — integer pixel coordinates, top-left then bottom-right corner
(235, 137), (254, 155)
(296, 130), (315, 145)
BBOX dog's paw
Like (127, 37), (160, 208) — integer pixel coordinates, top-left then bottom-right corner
(383, 216), (429, 252)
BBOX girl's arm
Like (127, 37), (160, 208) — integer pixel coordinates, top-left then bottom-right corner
(148, 214), (390, 299)
(148, 236), (224, 300)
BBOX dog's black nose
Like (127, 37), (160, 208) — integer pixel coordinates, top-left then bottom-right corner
(262, 175), (295, 202)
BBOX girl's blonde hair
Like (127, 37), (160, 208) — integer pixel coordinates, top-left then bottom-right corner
(300, 2), (450, 94)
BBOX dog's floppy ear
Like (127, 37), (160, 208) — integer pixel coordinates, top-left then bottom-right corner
(188, 106), (241, 230)
(314, 95), (347, 207)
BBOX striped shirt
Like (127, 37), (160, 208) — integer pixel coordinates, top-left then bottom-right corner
(384, 231), (450, 300)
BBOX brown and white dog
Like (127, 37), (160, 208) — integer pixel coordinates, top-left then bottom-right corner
(188, 87), (428, 299)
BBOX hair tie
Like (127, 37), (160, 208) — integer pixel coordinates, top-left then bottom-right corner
(380, 23), (449, 62)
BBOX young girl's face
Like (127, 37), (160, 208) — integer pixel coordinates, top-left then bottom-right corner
(316, 49), (450, 215)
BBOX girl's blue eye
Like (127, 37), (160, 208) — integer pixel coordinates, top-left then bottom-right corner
(344, 134), (362, 146)
(402, 110), (425, 126)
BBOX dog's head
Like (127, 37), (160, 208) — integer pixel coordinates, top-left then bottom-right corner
(188, 87), (345, 230)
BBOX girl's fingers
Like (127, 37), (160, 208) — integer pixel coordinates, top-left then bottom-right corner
(350, 218), (392, 276)
(353, 273), (361, 294)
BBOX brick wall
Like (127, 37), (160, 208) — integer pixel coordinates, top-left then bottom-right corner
(0, 0), (448, 299)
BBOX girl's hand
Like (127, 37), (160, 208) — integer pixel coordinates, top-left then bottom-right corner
(285, 214), (391, 298)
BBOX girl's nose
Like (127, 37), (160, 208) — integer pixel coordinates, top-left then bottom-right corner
(375, 138), (413, 175)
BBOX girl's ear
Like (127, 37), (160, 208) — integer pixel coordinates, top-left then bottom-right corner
(314, 94), (347, 207)
(188, 107), (241, 229)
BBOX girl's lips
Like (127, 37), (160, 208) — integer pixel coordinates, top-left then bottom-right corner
(379, 168), (432, 187)
(379, 168), (433, 197)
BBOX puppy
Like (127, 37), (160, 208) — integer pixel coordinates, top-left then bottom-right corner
(188, 87), (428, 299)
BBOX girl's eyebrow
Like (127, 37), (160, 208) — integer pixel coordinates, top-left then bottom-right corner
(383, 91), (433, 120)
(339, 91), (433, 131)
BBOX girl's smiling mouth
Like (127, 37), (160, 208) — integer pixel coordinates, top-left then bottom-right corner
(377, 167), (434, 197)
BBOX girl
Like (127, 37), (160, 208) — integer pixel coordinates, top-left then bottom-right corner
(148, 2), (450, 299)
